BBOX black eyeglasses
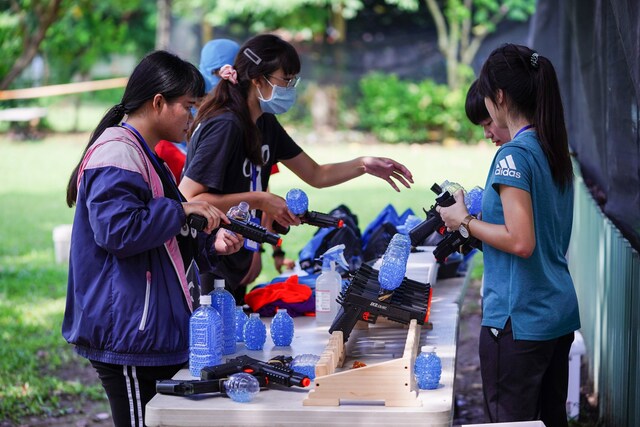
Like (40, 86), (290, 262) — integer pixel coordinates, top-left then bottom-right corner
(266, 74), (300, 89)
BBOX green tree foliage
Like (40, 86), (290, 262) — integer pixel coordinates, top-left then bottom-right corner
(44, 1), (155, 83)
(0, 0), (155, 90)
(175, 0), (363, 40)
(357, 72), (482, 143)
(388, 0), (536, 89)
(0, 0), (63, 90)
(174, 0), (534, 91)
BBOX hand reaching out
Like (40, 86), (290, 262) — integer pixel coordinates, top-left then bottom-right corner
(260, 193), (301, 231)
(362, 157), (414, 192)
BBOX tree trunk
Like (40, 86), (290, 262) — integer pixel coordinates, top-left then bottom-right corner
(156, 0), (172, 50)
(0, 0), (63, 91)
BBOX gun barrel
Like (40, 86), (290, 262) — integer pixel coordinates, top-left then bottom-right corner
(156, 379), (225, 396)
(220, 217), (282, 246)
(201, 355), (311, 388)
(301, 211), (344, 229)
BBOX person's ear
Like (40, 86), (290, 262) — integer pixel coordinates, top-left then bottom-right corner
(495, 89), (505, 106)
(152, 94), (165, 113)
(251, 77), (263, 90)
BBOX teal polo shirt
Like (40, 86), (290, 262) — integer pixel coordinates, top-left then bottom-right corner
(481, 131), (581, 341)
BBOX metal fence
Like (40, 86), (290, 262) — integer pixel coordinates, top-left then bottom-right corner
(568, 166), (640, 426)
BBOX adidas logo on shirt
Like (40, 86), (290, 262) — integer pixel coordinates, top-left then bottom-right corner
(495, 154), (521, 178)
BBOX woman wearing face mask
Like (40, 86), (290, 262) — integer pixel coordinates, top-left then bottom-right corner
(179, 34), (414, 302)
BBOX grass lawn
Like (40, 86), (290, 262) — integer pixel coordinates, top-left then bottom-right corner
(0, 128), (495, 422)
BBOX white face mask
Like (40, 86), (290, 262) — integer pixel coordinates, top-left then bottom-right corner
(257, 76), (297, 115)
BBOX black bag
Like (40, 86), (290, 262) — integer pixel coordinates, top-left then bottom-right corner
(298, 204), (362, 273)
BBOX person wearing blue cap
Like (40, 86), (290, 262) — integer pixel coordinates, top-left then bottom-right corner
(155, 39), (240, 183)
(200, 38), (241, 95)
(180, 34), (413, 304)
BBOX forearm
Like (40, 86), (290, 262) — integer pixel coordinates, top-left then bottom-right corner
(466, 214), (535, 258)
(191, 191), (266, 214)
(283, 154), (365, 188)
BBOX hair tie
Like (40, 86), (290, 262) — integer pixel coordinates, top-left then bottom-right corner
(218, 64), (238, 84)
(114, 103), (126, 116)
(243, 48), (262, 65)
(530, 52), (539, 69)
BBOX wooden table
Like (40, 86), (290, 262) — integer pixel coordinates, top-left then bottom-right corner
(146, 248), (467, 426)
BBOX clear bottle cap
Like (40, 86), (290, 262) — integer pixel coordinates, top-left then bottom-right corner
(214, 279), (225, 289)
(277, 308), (287, 314)
(249, 313), (260, 318)
(200, 294), (212, 305)
(421, 345), (436, 353)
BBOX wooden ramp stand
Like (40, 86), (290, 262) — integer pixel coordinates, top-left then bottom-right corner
(303, 319), (422, 407)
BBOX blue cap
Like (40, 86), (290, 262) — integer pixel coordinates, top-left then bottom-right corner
(199, 39), (240, 94)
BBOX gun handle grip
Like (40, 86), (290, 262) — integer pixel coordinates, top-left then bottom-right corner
(272, 221), (290, 235)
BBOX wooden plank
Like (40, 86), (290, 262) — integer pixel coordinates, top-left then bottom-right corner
(0, 107), (47, 122)
(0, 77), (128, 100)
(304, 320), (422, 407)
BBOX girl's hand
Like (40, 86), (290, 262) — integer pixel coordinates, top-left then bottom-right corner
(437, 190), (469, 231)
(260, 193), (301, 230)
(362, 157), (414, 192)
(274, 254), (295, 273)
(214, 228), (243, 255)
(182, 201), (229, 234)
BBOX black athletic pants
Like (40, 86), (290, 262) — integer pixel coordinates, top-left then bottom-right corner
(90, 360), (184, 427)
(479, 319), (574, 426)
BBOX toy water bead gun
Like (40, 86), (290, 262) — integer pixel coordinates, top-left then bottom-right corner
(272, 188), (344, 234)
(187, 201), (282, 247)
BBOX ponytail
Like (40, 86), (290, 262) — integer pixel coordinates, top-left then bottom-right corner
(190, 78), (263, 166)
(534, 56), (573, 189)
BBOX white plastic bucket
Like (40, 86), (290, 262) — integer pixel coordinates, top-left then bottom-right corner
(52, 224), (73, 264)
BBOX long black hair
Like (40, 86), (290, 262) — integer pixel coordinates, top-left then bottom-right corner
(477, 43), (573, 189)
(66, 50), (204, 207)
(190, 33), (301, 165)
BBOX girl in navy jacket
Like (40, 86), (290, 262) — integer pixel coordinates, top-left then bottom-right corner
(62, 50), (242, 426)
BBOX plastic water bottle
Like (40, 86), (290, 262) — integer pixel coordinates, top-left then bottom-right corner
(235, 305), (248, 342)
(378, 233), (411, 290)
(189, 294), (222, 377)
(223, 372), (261, 403)
(211, 279), (236, 355)
(290, 354), (320, 380)
(399, 214), (422, 235)
(243, 313), (267, 351)
(414, 346), (442, 390)
(270, 308), (294, 346)
(465, 186), (484, 216)
(227, 201), (251, 222)
(285, 188), (309, 215)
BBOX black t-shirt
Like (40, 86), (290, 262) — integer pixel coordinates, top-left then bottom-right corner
(183, 111), (303, 288)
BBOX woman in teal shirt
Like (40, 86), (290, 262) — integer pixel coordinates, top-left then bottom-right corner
(439, 44), (580, 426)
